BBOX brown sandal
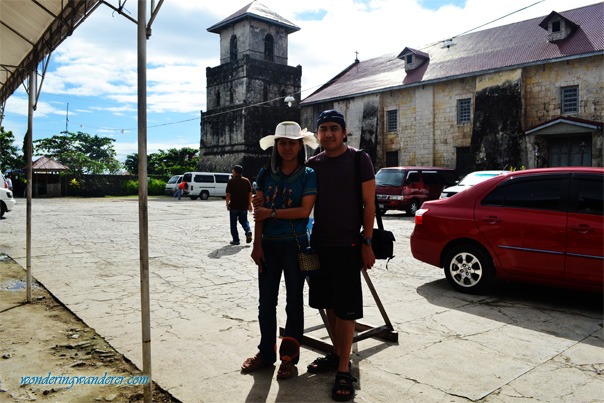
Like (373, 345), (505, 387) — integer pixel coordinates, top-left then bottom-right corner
(276, 357), (297, 380)
(241, 353), (273, 373)
(276, 337), (300, 379)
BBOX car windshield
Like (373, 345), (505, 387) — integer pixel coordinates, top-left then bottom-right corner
(458, 172), (501, 186)
(167, 176), (180, 184)
(376, 170), (405, 186)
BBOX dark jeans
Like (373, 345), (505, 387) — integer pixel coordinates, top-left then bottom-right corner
(257, 240), (305, 363)
(229, 209), (250, 242)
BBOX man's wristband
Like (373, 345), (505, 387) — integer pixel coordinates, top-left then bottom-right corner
(271, 207), (276, 218)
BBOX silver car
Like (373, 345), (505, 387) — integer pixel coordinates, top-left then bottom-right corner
(439, 170), (507, 199)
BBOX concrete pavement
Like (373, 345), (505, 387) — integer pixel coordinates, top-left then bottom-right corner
(0, 196), (602, 402)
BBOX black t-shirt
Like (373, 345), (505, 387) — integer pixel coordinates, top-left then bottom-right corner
(307, 147), (375, 246)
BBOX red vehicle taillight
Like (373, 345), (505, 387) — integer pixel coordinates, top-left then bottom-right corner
(414, 208), (428, 225)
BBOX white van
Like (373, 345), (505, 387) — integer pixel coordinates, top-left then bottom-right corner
(182, 172), (231, 200)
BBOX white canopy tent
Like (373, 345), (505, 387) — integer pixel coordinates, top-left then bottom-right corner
(0, 1), (164, 401)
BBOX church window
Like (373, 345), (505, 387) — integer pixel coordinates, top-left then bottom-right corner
(561, 85), (578, 114)
(457, 98), (471, 124)
(264, 34), (274, 62)
(230, 35), (238, 62)
(386, 110), (398, 132)
(216, 90), (221, 107)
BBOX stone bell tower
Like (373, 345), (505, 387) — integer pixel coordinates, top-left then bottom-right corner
(199, 1), (302, 178)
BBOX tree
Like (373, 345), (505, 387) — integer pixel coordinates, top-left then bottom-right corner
(124, 153), (139, 175)
(124, 147), (199, 176)
(33, 131), (121, 174)
(0, 127), (22, 173)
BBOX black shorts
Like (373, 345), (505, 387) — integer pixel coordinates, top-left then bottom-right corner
(308, 245), (363, 320)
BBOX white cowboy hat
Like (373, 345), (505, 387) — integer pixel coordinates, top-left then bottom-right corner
(259, 121), (319, 150)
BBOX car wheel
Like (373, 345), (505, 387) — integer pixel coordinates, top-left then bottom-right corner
(406, 200), (421, 216)
(443, 244), (495, 293)
(200, 191), (209, 200)
(0, 202), (5, 218)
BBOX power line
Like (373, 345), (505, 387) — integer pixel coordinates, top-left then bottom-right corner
(420, 0), (545, 51)
(67, 83), (324, 134)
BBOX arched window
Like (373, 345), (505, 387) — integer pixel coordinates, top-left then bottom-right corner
(264, 34), (274, 62)
(229, 88), (234, 104)
(230, 35), (238, 62)
(216, 90), (221, 107)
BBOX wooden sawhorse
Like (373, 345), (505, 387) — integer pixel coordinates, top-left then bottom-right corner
(280, 270), (398, 352)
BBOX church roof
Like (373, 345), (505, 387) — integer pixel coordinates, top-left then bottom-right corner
(207, 1), (300, 34)
(302, 2), (604, 105)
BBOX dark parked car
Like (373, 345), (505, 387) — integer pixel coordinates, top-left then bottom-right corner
(376, 167), (458, 215)
(410, 167), (603, 293)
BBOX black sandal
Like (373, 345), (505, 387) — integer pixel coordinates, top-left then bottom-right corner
(331, 371), (357, 401)
(307, 352), (340, 373)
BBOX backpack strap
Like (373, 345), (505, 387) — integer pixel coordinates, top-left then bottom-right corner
(354, 150), (384, 230)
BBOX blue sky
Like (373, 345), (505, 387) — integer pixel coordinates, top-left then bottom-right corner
(2, 0), (597, 162)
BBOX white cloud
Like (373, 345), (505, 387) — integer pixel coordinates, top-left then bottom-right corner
(12, 0), (597, 114)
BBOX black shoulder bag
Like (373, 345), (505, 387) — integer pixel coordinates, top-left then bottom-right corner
(355, 150), (396, 266)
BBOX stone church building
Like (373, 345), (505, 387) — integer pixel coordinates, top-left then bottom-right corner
(198, 2), (602, 178)
(198, 2), (302, 178)
(300, 2), (603, 176)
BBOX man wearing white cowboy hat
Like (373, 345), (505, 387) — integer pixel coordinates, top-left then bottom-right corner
(241, 121), (318, 380)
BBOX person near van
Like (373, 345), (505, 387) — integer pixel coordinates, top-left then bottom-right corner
(5, 176), (13, 191)
(175, 180), (186, 200)
(241, 121), (318, 380)
(306, 110), (376, 401)
(225, 165), (253, 245)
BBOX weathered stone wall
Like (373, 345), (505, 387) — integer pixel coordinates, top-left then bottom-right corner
(523, 56), (604, 127)
(218, 20), (289, 65)
(472, 74), (523, 170)
(381, 79), (473, 168)
(433, 78), (476, 167)
(202, 56), (301, 177)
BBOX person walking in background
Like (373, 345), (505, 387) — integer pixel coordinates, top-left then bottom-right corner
(175, 180), (186, 200)
(241, 121), (318, 380)
(306, 110), (376, 401)
(226, 165), (253, 245)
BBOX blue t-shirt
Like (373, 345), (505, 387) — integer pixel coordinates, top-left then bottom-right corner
(256, 166), (317, 242)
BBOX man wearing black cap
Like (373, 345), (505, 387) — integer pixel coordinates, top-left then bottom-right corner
(226, 165), (253, 245)
(306, 110), (376, 401)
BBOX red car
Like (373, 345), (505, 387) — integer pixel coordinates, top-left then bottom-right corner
(410, 167), (603, 293)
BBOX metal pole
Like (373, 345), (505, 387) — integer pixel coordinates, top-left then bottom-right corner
(25, 69), (36, 303)
(137, 1), (152, 401)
